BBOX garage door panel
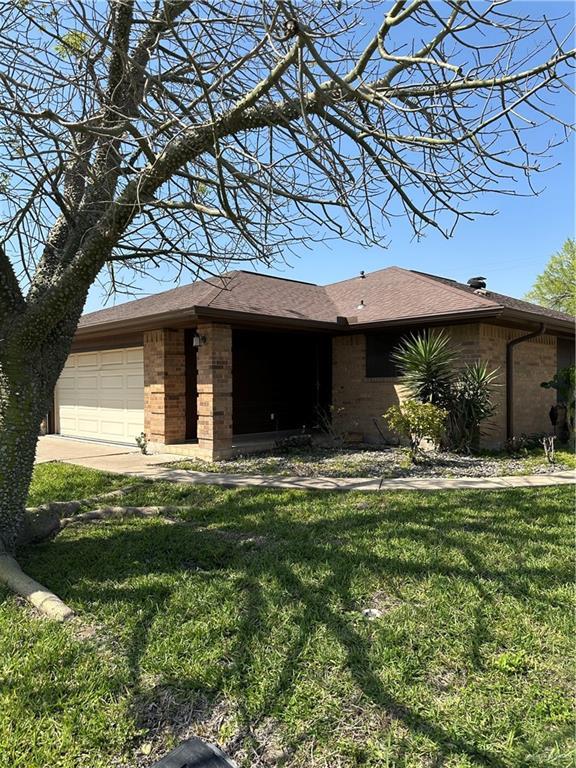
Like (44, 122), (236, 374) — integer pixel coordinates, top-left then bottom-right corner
(56, 347), (144, 444)
(100, 375), (124, 389)
(101, 351), (125, 366)
(96, 397), (126, 419)
(57, 378), (76, 392)
(77, 376), (99, 390)
(126, 349), (143, 364)
(126, 374), (143, 389)
(99, 420), (126, 436)
(59, 416), (78, 430)
(77, 353), (99, 368)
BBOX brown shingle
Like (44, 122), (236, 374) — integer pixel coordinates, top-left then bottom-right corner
(78, 265), (574, 332)
(324, 267), (499, 324)
(418, 271), (575, 324)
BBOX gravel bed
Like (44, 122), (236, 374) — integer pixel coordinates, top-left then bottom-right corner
(167, 446), (573, 479)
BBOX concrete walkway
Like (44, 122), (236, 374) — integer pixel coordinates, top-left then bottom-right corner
(36, 436), (575, 492)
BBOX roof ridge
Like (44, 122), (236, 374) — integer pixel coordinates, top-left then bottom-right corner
(323, 265), (397, 288)
(236, 269), (318, 286)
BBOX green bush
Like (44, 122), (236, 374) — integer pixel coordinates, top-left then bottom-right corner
(449, 361), (499, 452)
(384, 400), (448, 463)
(392, 329), (456, 406)
(541, 365), (575, 441)
(393, 330), (499, 453)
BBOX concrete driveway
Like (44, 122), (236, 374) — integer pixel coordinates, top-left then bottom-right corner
(36, 435), (141, 464)
(35, 435), (172, 472)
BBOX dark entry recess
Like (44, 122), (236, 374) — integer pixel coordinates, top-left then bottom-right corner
(184, 329), (198, 440)
(232, 329), (332, 434)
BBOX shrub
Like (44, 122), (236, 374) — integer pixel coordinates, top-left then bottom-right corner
(274, 433), (313, 451)
(135, 432), (149, 455)
(384, 400), (448, 462)
(448, 361), (499, 452)
(392, 330), (456, 406)
(541, 366), (575, 442)
(393, 331), (499, 453)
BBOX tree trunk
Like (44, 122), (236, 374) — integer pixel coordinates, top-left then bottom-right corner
(0, 319), (83, 619)
(0, 371), (48, 553)
(0, 307), (82, 553)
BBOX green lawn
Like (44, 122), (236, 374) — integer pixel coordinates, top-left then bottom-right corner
(0, 465), (573, 768)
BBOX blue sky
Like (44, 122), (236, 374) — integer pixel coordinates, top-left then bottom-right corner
(85, 2), (575, 313)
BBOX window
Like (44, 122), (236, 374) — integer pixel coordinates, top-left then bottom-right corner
(558, 337), (575, 370)
(365, 332), (405, 378)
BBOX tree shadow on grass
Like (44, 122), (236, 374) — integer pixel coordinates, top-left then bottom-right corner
(17, 485), (573, 767)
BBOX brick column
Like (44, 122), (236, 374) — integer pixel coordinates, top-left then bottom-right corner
(144, 329), (186, 445)
(196, 322), (233, 459)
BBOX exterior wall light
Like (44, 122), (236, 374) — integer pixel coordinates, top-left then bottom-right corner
(192, 333), (207, 347)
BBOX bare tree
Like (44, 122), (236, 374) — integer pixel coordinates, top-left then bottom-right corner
(0, 0), (574, 616)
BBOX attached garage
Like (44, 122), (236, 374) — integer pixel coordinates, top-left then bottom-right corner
(55, 347), (144, 444)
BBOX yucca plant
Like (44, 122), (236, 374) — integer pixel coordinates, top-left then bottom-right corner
(392, 330), (457, 406)
(392, 331), (499, 453)
(448, 362), (500, 452)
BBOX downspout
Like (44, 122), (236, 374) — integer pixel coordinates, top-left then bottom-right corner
(506, 323), (546, 440)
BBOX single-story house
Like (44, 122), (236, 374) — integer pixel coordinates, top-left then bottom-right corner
(49, 267), (575, 458)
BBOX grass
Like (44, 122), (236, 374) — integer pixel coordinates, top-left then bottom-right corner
(0, 464), (573, 768)
(167, 444), (576, 478)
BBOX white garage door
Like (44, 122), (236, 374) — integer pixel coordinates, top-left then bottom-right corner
(56, 347), (144, 444)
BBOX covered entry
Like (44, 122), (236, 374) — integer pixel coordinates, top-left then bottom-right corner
(232, 329), (332, 435)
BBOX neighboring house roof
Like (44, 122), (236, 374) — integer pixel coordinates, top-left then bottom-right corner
(78, 266), (575, 335)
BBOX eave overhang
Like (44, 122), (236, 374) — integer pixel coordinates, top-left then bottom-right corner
(73, 303), (574, 342)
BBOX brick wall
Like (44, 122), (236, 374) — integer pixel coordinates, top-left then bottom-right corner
(143, 329), (186, 444)
(332, 323), (558, 449)
(332, 334), (407, 443)
(477, 324), (557, 446)
(196, 322), (233, 459)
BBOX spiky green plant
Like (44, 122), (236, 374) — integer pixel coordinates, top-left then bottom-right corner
(392, 330), (457, 406)
(449, 361), (500, 452)
(392, 332), (499, 453)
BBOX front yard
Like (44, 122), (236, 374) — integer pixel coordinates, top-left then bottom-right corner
(0, 464), (573, 767)
(167, 444), (576, 479)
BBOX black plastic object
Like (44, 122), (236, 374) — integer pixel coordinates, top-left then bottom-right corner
(149, 737), (237, 768)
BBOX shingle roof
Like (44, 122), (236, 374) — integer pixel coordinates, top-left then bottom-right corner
(324, 267), (498, 324)
(78, 266), (575, 332)
(79, 271), (338, 328)
(417, 271), (574, 324)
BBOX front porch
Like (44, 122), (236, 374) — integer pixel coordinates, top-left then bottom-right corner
(144, 322), (332, 460)
(152, 430), (307, 458)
